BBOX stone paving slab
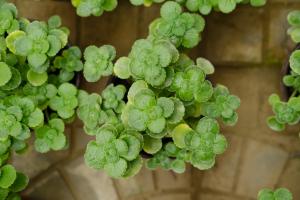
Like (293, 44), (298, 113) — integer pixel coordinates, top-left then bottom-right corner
(155, 166), (191, 191)
(278, 158), (300, 199)
(235, 139), (289, 198)
(23, 170), (75, 200)
(149, 193), (192, 200)
(115, 166), (155, 199)
(62, 157), (119, 200)
(200, 7), (264, 64)
(79, 0), (139, 56)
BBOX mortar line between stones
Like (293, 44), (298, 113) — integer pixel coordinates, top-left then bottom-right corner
(261, 2), (270, 63)
(151, 171), (158, 191)
(111, 179), (123, 200)
(231, 132), (298, 153)
(208, 61), (282, 68)
(191, 168), (204, 200)
(198, 187), (254, 200)
(152, 170), (160, 192)
(70, 124), (76, 156)
(26, 150), (85, 188)
(57, 168), (81, 200)
(232, 137), (247, 193)
(274, 157), (291, 188)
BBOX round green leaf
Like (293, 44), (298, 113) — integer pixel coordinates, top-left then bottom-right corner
(148, 118), (166, 134)
(104, 159), (127, 178)
(157, 97), (174, 118)
(5, 30), (26, 54)
(27, 108), (44, 128)
(171, 123), (193, 148)
(143, 135), (162, 154)
(50, 132), (66, 151)
(168, 98), (185, 124)
(160, 1), (182, 20)
(267, 116), (285, 132)
(10, 173), (29, 192)
(27, 70), (48, 86)
(0, 165), (16, 188)
(274, 188), (293, 200)
(213, 134), (228, 155)
(122, 156), (143, 178)
(196, 57), (214, 75)
(171, 159), (186, 173)
(290, 50), (300, 75)
(0, 62), (11, 86)
(114, 57), (131, 79)
(258, 189), (274, 200)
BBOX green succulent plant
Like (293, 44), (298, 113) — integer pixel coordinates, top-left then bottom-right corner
(185, 0), (266, 15)
(84, 124), (143, 178)
(71, 0), (118, 17)
(121, 81), (185, 138)
(129, 0), (166, 6)
(34, 118), (67, 153)
(0, 2), (18, 36)
(22, 83), (57, 108)
(101, 84), (126, 113)
(267, 94), (300, 131)
(146, 142), (187, 173)
(49, 83), (78, 119)
(54, 46), (83, 83)
(6, 16), (69, 75)
(149, 1), (205, 48)
(0, 96), (44, 141)
(201, 85), (240, 125)
(114, 39), (179, 87)
(0, 164), (28, 199)
(83, 45), (116, 82)
(0, 0), (246, 184)
(267, 10), (300, 134)
(169, 65), (213, 102)
(258, 188), (293, 200)
(77, 90), (106, 132)
(287, 11), (300, 43)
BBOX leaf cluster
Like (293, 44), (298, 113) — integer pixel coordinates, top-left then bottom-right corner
(71, 0), (118, 17)
(0, 164), (29, 200)
(84, 124), (143, 178)
(121, 80), (185, 138)
(149, 1), (205, 48)
(49, 83), (78, 119)
(185, 0), (266, 15)
(6, 16), (69, 76)
(267, 94), (300, 131)
(128, 0), (266, 16)
(0, 2), (18, 36)
(114, 39), (178, 87)
(258, 188), (293, 200)
(83, 45), (115, 82)
(287, 11), (300, 43)
(34, 118), (67, 153)
(77, 84), (125, 134)
(54, 46), (83, 83)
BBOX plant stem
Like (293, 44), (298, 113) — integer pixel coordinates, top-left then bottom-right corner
(290, 90), (297, 98)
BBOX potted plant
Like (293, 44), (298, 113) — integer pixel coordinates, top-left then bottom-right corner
(267, 11), (300, 132)
(71, 0), (267, 17)
(0, 0), (275, 198)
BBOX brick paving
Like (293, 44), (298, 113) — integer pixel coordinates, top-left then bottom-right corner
(9, 0), (300, 199)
